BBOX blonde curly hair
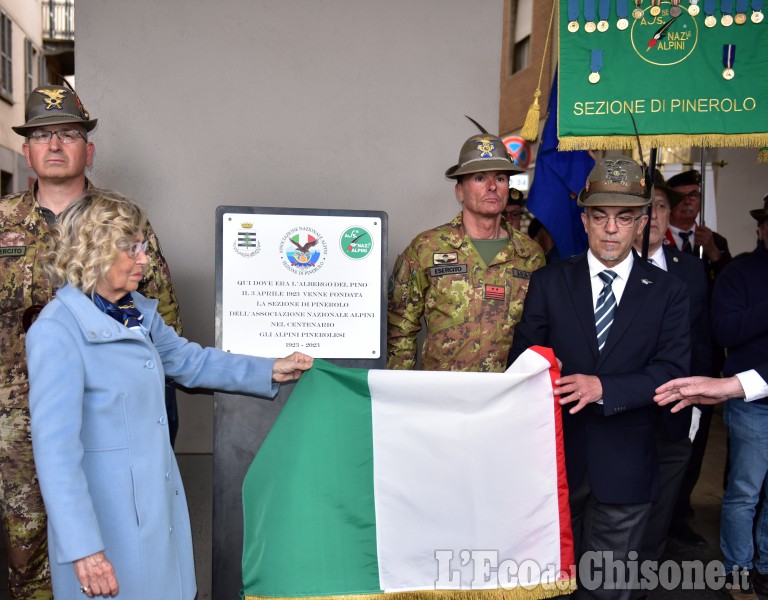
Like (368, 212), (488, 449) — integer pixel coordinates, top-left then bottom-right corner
(43, 191), (147, 296)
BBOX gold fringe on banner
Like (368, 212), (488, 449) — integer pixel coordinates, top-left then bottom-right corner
(557, 133), (768, 152)
(759, 147), (768, 163)
(521, 0), (557, 143)
(245, 579), (577, 600)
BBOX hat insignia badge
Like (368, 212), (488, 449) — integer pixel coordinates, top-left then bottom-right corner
(36, 88), (67, 110)
(604, 160), (628, 186)
(476, 137), (495, 158)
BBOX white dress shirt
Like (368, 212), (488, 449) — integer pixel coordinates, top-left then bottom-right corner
(587, 250), (633, 309)
(668, 223), (695, 251)
(586, 251), (634, 406)
(647, 246), (668, 271)
(737, 371), (768, 402)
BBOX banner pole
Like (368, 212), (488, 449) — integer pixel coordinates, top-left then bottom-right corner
(641, 148), (658, 260)
(698, 147), (707, 259)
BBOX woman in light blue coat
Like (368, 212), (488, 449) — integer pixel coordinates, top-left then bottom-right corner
(25, 192), (313, 599)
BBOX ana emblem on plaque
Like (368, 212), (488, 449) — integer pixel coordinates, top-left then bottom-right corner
(279, 227), (328, 274)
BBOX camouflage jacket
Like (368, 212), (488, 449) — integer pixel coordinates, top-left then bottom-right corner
(387, 211), (545, 372)
(0, 182), (182, 409)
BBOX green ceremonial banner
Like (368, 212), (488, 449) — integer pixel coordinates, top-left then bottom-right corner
(557, 0), (768, 150)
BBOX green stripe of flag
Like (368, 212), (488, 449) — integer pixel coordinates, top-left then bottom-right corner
(242, 359), (380, 597)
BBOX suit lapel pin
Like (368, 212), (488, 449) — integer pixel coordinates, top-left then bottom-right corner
(641, 278), (653, 285)
(673, 256), (679, 262)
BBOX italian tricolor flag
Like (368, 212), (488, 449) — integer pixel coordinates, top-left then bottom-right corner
(242, 347), (574, 599)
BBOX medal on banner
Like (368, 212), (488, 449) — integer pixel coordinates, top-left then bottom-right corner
(670, 0), (682, 16)
(567, 0), (580, 32)
(704, 0), (717, 26)
(617, 0), (630, 28)
(597, 0), (611, 30)
(589, 49), (603, 83)
(751, 0), (764, 22)
(721, 0), (735, 25)
(585, 0), (598, 32)
(735, 0), (748, 22)
(722, 44), (736, 79)
(633, 0), (645, 19)
(650, 0), (661, 16)
(688, 0), (700, 15)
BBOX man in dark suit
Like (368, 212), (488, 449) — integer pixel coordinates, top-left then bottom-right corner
(508, 158), (690, 600)
(665, 169), (731, 281)
(632, 171), (711, 569)
(665, 168), (729, 546)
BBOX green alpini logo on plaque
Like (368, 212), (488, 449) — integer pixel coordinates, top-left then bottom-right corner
(340, 227), (373, 260)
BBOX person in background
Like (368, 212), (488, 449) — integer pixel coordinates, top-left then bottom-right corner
(387, 131), (544, 372)
(26, 192), (313, 599)
(665, 169), (731, 281)
(0, 84), (182, 599)
(503, 187), (525, 231)
(706, 196), (768, 599)
(527, 217), (560, 264)
(665, 168), (729, 547)
(631, 170), (711, 575)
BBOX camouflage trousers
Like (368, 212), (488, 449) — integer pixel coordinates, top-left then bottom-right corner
(0, 408), (52, 599)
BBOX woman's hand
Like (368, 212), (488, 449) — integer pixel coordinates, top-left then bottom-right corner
(74, 550), (119, 597)
(272, 352), (314, 382)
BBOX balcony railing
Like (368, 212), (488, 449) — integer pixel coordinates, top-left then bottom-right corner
(42, 0), (75, 41)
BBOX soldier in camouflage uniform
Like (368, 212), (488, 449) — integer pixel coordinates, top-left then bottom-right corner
(387, 133), (544, 372)
(0, 85), (182, 599)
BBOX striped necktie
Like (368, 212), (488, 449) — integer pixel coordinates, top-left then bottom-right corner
(595, 270), (618, 352)
(679, 230), (693, 254)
